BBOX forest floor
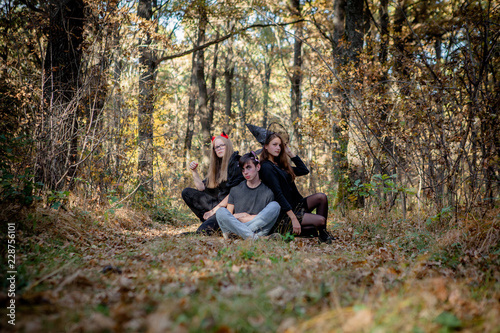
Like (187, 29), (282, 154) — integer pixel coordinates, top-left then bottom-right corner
(1, 203), (500, 333)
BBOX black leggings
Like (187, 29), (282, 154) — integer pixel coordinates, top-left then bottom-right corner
(182, 187), (221, 235)
(301, 193), (328, 229)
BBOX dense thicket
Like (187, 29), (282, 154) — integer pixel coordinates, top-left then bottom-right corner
(1, 0), (498, 219)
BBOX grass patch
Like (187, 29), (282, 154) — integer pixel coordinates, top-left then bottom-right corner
(7, 203), (499, 332)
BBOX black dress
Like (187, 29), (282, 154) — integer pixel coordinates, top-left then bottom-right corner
(182, 152), (244, 234)
(259, 155), (317, 235)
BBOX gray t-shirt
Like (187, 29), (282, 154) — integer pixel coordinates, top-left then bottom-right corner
(228, 181), (275, 215)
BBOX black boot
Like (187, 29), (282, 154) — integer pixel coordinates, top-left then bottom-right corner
(318, 229), (335, 244)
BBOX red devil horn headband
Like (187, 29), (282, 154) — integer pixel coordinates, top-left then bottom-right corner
(211, 131), (229, 142)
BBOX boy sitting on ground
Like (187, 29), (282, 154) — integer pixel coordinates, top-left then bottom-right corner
(216, 152), (280, 240)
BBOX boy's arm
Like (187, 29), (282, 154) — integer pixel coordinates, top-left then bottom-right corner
(233, 212), (256, 223)
(227, 203), (254, 222)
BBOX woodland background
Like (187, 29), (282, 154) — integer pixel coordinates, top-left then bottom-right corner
(0, 0), (499, 332)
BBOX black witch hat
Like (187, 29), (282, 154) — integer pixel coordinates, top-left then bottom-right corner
(245, 123), (268, 145)
(246, 122), (290, 146)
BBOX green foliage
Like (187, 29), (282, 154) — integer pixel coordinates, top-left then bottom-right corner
(282, 232), (295, 243)
(0, 134), (41, 206)
(348, 174), (415, 206)
(150, 198), (178, 224)
(239, 248), (256, 260)
(95, 304), (110, 317)
(434, 311), (462, 331)
(431, 242), (462, 269)
(105, 190), (124, 216)
(393, 231), (432, 257)
(47, 190), (70, 210)
(427, 206), (453, 226)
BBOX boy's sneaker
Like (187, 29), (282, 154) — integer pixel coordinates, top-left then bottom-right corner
(318, 230), (336, 244)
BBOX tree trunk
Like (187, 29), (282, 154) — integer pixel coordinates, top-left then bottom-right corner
(290, 0), (302, 147)
(262, 53), (272, 128)
(333, 0), (346, 61)
(344, 0), (366, 208)
(195, 3), (211, 163)
(110, 9), (124, 181)
(379, 0), (389, 64)
(375, 0), (393, 178)
(345, 0), (364, 63)
(393, 0), (408, 85)
(331, 0), (348, 211)
(137, 0), (156, 198)
(39, 0), (85, 191)
(184, 51), (197, 165)
(208, 32), (219, 132)
(224, 41), (234, 133)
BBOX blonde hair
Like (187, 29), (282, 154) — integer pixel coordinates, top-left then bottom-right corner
(206, 136), (234, 188)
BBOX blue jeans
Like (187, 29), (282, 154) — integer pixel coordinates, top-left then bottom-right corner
(216, 201), (280, 240)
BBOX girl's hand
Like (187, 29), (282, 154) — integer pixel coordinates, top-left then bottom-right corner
(291, 216), (301, 235)
(189, 161), (199, 171)
(284, 144), (296, 158)
(203, 209), (215, 220)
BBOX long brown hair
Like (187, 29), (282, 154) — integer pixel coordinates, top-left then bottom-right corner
(206, 136), (234, 188)
(260, 132), (296, 181)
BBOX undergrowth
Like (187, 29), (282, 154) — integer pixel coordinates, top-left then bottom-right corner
(1, 198), (499, 332)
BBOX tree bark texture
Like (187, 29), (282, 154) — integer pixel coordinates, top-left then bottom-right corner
(262, 54), (272, 129)
(379, 0), (389, 64)
(184, 51), (198, 157)
(345, 0), (364, 63)
(196, 3), (211, 157)
(39, 0), (85, 190)
(208, 31), (219, 132)
(224, 41), (234, 134)
(333, 0), (346, 62)
(137, 0), (157, 197)
(290, 0), (303, 146)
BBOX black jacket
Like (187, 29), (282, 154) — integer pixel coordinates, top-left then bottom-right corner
(259, 155), (309, 212)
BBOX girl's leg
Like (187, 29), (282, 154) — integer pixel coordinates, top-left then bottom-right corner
(196, 215), (220, 235)
(303, 193), (334, 243)
(300, 213), (326, 228)
(305, 193), (328, 218)
(182, 188), (219, 221)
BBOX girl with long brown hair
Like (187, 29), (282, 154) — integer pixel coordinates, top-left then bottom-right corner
(259, 132), (334, 243)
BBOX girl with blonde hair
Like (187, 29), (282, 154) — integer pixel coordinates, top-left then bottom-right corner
(182, 133), (244, 234)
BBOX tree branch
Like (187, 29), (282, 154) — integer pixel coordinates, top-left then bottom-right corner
(155, 19), (305, 64)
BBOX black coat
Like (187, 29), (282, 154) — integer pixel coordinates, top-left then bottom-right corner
(259, 155), (309, 212)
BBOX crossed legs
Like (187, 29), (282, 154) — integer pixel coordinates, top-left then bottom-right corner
(217, 201), (280, 240)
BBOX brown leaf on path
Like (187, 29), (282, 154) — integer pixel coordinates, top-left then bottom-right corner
(117, 275), (134, 290)
(77, 312), (116, 332)
(267, 286), (287, 301)
(277, 317), (298, 333)
(341, 308), (373, 333)
(147, 309), (190, 333)
(54, 270), (93, 293)
(430, 277), (448, 302)
(214, 325), (233, 333)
